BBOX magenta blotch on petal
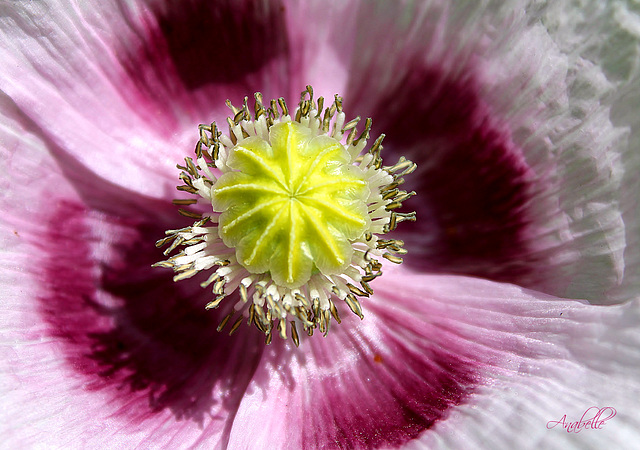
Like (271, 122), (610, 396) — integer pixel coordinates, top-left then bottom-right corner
(353, 68), (537, 283)
(153, 0), (289, 89)
(38, 201), (265, 430)
(117, 0), (291, 125)
(299, 329), (476, 448)
(337, 0), (634, 302)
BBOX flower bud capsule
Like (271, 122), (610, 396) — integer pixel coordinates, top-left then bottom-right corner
(212, 121), (371, 289)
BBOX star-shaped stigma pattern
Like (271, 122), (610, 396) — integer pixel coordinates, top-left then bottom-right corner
(212, 121), (370, 289)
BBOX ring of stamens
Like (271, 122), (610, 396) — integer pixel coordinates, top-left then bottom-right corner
(155, 86), (416, 346)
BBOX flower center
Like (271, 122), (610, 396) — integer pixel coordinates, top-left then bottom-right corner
(212, 121), (370, 289)
(155, 87), (416, 345)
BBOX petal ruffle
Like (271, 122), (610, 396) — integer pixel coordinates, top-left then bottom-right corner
(397, 273), (640, 449)
(537, 1), (640, 304)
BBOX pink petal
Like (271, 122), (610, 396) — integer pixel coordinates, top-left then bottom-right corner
(0, 0), (290, 198)
(337, 1), (633, 304)
(280, 0), (360, 100)
(0, 97), (263, 447)
(2, 198), (268, 447)
(229, 266), (640, 449)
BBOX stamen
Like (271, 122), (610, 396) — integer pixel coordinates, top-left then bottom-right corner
(156, 86), (416, 345)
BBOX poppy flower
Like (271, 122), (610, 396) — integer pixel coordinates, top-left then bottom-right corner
(1, 1), (639, 449)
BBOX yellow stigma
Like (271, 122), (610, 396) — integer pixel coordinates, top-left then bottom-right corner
(155, 86), (417, 345)
(212, 121), (370, 289)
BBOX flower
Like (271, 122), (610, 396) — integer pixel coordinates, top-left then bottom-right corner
(1, 1), (639, 449)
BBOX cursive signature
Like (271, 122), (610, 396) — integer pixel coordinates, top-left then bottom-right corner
(546, 407), (617, 433)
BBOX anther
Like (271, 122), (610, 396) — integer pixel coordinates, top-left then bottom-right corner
(217, 312), (234, 332)
(229, 317), (244, 336)
(205, 295), (225, 310)
(290, 321), (300, 347)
